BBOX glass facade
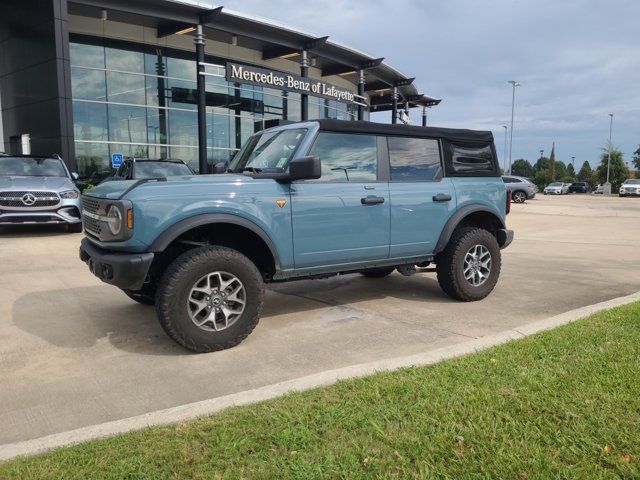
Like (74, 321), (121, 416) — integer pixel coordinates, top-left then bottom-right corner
(69, 35), (359, 178)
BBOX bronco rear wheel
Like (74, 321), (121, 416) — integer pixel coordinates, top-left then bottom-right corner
(156, 246), (264, 353)
(436, 227), (501, 302)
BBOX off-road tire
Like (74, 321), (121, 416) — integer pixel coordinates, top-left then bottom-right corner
(360, 267), (395, 278)
(156, 246), (264, 353)
(512, 190), (527, 203)
(123, 282), (157, 306)
(67, 222), (83, 233)
(436, 227), (501, 302)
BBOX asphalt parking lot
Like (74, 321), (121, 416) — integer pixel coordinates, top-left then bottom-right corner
(1, 194), (639, 446)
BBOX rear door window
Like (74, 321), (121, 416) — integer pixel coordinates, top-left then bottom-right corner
(387, 137), (441, 181)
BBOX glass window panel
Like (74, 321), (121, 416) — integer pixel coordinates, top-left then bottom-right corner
(105, 45), (144, 73)
(74, 142), (110, 179)
(169, 146), (198, 172)
(108, 104), (148, 144)
(71, 67), (106, 101)
(308, 132), (377, 182)
(145, 74), (167, 107)
(388, 137), (441, 181)
(106, 71), (146, 104)
(144, 47), (166, 76)
(109, 143), (149, 160)
(168, 79), (197, 110)
(73, 101), (108, 142)
(167, 56), (196, 82)
(69, 42), (104, 68)
(169, 110), (198, 147)
(146, 108), (168, 145)
(207, 111), (232, 150)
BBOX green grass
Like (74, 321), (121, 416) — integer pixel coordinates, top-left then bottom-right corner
(2, 303), (639, 479)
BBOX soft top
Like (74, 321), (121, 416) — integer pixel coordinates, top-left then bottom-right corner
(313, 119), (494, 145)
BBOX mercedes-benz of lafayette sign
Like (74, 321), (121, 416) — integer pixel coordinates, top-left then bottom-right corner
(226, 63), (357, 104)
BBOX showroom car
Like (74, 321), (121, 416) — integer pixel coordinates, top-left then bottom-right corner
(0, 154), (82, 232)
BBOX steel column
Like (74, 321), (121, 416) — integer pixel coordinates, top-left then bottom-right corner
(195, 24), (207, 174)
(391, 87), (398, 124)
(357, 69), (365, 120)
(300, 50), (309, 121)
(422, 106), (427, 126)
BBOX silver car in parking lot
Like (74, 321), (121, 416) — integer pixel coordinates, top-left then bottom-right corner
(0, 155), (82, 232)
(502, 175), (537, 203)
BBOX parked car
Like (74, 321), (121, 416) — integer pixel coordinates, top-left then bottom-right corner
(543, 182), (569, 195)
(568, 182), (591, 194)
(0, 155), (82, 232)
(79, 119), (514, 352)
(502, 175), (537, 203)
(102, 158), (195, 183)
(593, 184), (605, 195)
(619, 179), (640, 197)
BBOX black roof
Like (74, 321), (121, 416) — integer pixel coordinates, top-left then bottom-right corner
(313, 119), (494, 144)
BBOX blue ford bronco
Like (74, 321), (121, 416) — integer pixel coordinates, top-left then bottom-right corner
(80, 119), (513, 352)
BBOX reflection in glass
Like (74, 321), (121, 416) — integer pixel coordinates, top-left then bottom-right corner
(71, 67), (106, 101)
(309, 132), (377, 182)
(73, 101), (108, 141)
(388, 137), (441, 181)
(169, 110), (198, 147)
(106, 71), (146, 104)
(70, 42), (105, 68)
(108, 105), (148, 146)
(105, 45), (143, 73)
(74, 142), (110, 178)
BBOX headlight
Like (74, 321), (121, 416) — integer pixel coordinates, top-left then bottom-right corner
(106, 205), (123, 235)
(60, 190), (79, 199)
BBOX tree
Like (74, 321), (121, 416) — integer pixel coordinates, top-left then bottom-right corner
(596, 147), (629, 192)
(548, 144), (556, 180)
(533, 169), (551, 191)
(633, 146), (640, 171)
(534, 157), (549, 172)
(511, 159), (533, 178)
(566, 163), (575, 179)
(554, 161), (566, 180)
(577, 161), (592, 182)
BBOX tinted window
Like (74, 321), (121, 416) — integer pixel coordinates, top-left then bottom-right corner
(0, 158), (67, 177)
(445, 143), (498, 176)
(388, 137), (441, 181)
(135, 162), (193, 178)
(308, 132), (377, 182)
(502, 177), (519, 183)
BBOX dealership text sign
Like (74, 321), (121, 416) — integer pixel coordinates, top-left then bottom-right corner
(226, 63), (357, 104)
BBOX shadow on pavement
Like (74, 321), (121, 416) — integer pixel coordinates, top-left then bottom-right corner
(0, 224), (75, 238)
(12, 273), (452, 355)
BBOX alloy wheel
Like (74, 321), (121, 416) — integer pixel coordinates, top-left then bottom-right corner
(463, 244), (492, 287)
(187, 271), (246, 332)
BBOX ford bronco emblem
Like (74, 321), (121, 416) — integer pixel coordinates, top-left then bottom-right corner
(21, 193), (36, 206)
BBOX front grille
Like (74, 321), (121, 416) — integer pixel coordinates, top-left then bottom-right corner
(0, 191), (60, 208)
(81, 195), (104, 237)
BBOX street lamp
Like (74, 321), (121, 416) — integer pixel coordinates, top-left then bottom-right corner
(540, 149), (544, 159)
(507, 80), (520, 175)
(502, 125), (508, 172)
(606, 113), (614, 189)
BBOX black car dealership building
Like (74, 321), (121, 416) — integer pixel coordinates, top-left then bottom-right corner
(0, 0), (440, 180)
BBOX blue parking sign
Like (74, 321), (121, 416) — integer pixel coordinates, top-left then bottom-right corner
(111, 153), (124, 169)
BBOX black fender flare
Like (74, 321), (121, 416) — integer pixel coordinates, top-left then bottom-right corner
(433, 205), (506, 255)
(148, 213), (281, 271)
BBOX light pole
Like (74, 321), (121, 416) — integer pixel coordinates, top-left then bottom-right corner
(507, 80), (520, 175)
(502, 125), (508, 172)
(540, 149), (544, 159)
(606, 114), (614, 184)
(571, 156), (575, 177)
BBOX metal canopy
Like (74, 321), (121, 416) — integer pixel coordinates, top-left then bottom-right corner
(67, 0), (441, 111)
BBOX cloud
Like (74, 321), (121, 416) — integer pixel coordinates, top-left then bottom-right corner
(223, 0), (640, 165)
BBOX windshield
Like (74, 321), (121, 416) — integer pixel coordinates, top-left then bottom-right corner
(229, 128), (307, 172)
(624, 179), (640, 184)
(0, 157), (67, 177)
(135, 161), (193, 178)
(549, 182), (563, 186)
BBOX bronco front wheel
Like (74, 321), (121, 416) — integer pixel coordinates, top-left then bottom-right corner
(156, 246), (264, 353)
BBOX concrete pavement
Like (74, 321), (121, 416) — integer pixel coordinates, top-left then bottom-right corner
(1, 194), (639, 445)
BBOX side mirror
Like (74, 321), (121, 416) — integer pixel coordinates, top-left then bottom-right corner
(71, 172), (79, 180)
(286, 156), (321, 182)
(213, 162), (227, 174)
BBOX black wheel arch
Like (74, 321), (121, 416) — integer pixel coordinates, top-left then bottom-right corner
(148, 214), (281, 273)
(434, 206), (507, 255)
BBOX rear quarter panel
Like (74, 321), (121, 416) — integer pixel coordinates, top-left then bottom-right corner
(451, 177), (507, 219)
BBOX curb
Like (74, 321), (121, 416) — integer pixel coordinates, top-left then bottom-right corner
(2, 290), (639, 462)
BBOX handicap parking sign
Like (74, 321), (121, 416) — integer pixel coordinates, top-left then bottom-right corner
(111, 153), (124, 169)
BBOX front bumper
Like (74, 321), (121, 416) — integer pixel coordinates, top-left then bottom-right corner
(79, 237), (154, 290)
(0, 205), (81, 225)
(620, 190), (640, 196)
(498, 229), (514, 249)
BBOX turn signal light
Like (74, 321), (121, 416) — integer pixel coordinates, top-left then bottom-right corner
(126, 209), (134, 229)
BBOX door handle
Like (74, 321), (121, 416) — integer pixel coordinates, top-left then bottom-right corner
(361, 195), (385, 205)
(432, 193), (452, 202)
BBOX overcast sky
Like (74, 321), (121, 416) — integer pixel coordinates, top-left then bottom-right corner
(222, 0), (640, 170)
